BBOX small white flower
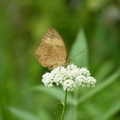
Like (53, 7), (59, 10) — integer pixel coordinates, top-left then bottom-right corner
(63, 80), (76, 91)
(66, 64), (78, 70)
(42, 64), (96, 91)
(86, 77), (96, 88)
(79, 68), (90, 77)
(75, 75), (86, 86)
(42, 73), (54, 87)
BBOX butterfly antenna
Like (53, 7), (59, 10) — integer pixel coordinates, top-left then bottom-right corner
(70, 50), (85, 59)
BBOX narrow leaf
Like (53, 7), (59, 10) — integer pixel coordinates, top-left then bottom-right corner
(8, 107), (42, 120)
(77, 68), (120, 104)
(93, 101), (120, 120)
(69, 29), (88, 67)
(30, 85), (73, 105)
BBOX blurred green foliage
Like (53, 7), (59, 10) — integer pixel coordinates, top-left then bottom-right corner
(0, 0), (120, 120)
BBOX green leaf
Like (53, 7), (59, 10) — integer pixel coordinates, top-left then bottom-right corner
(8, 107), (42, 120)
(30, 85), (73, 105)
(77, 68), (120, 104)
(93, 101), (120, 120)
(95, 59), (115, 80)
(65, 107), (74, 120)
(37, 108), (50, 120)
(69, 29), (88, 68)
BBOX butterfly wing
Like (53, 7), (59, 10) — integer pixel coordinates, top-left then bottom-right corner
(35, 28), (67, 69)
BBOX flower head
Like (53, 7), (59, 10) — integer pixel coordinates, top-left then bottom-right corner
(42, 64), (96, 91)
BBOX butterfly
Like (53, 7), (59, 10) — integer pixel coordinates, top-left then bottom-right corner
(35, 28), (70, 69)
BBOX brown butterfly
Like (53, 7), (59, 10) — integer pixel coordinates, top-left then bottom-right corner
(35, 28), (70, 69)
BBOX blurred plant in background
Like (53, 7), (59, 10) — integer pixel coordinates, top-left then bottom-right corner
(0, 0), (120, 120)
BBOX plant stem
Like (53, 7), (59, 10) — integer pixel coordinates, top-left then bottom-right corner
(61, 90), (68, 120)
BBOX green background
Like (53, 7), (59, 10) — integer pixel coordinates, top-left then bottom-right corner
(0, 0), (120, 120)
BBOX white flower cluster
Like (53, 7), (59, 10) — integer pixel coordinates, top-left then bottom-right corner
(42, 64), (96, 91)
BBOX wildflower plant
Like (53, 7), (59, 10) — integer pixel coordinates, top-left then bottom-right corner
(42, 64), (96, 91)
(42, 64), (96, 120)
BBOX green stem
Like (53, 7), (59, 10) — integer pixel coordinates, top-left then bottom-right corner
(61, 90), (68, 120)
